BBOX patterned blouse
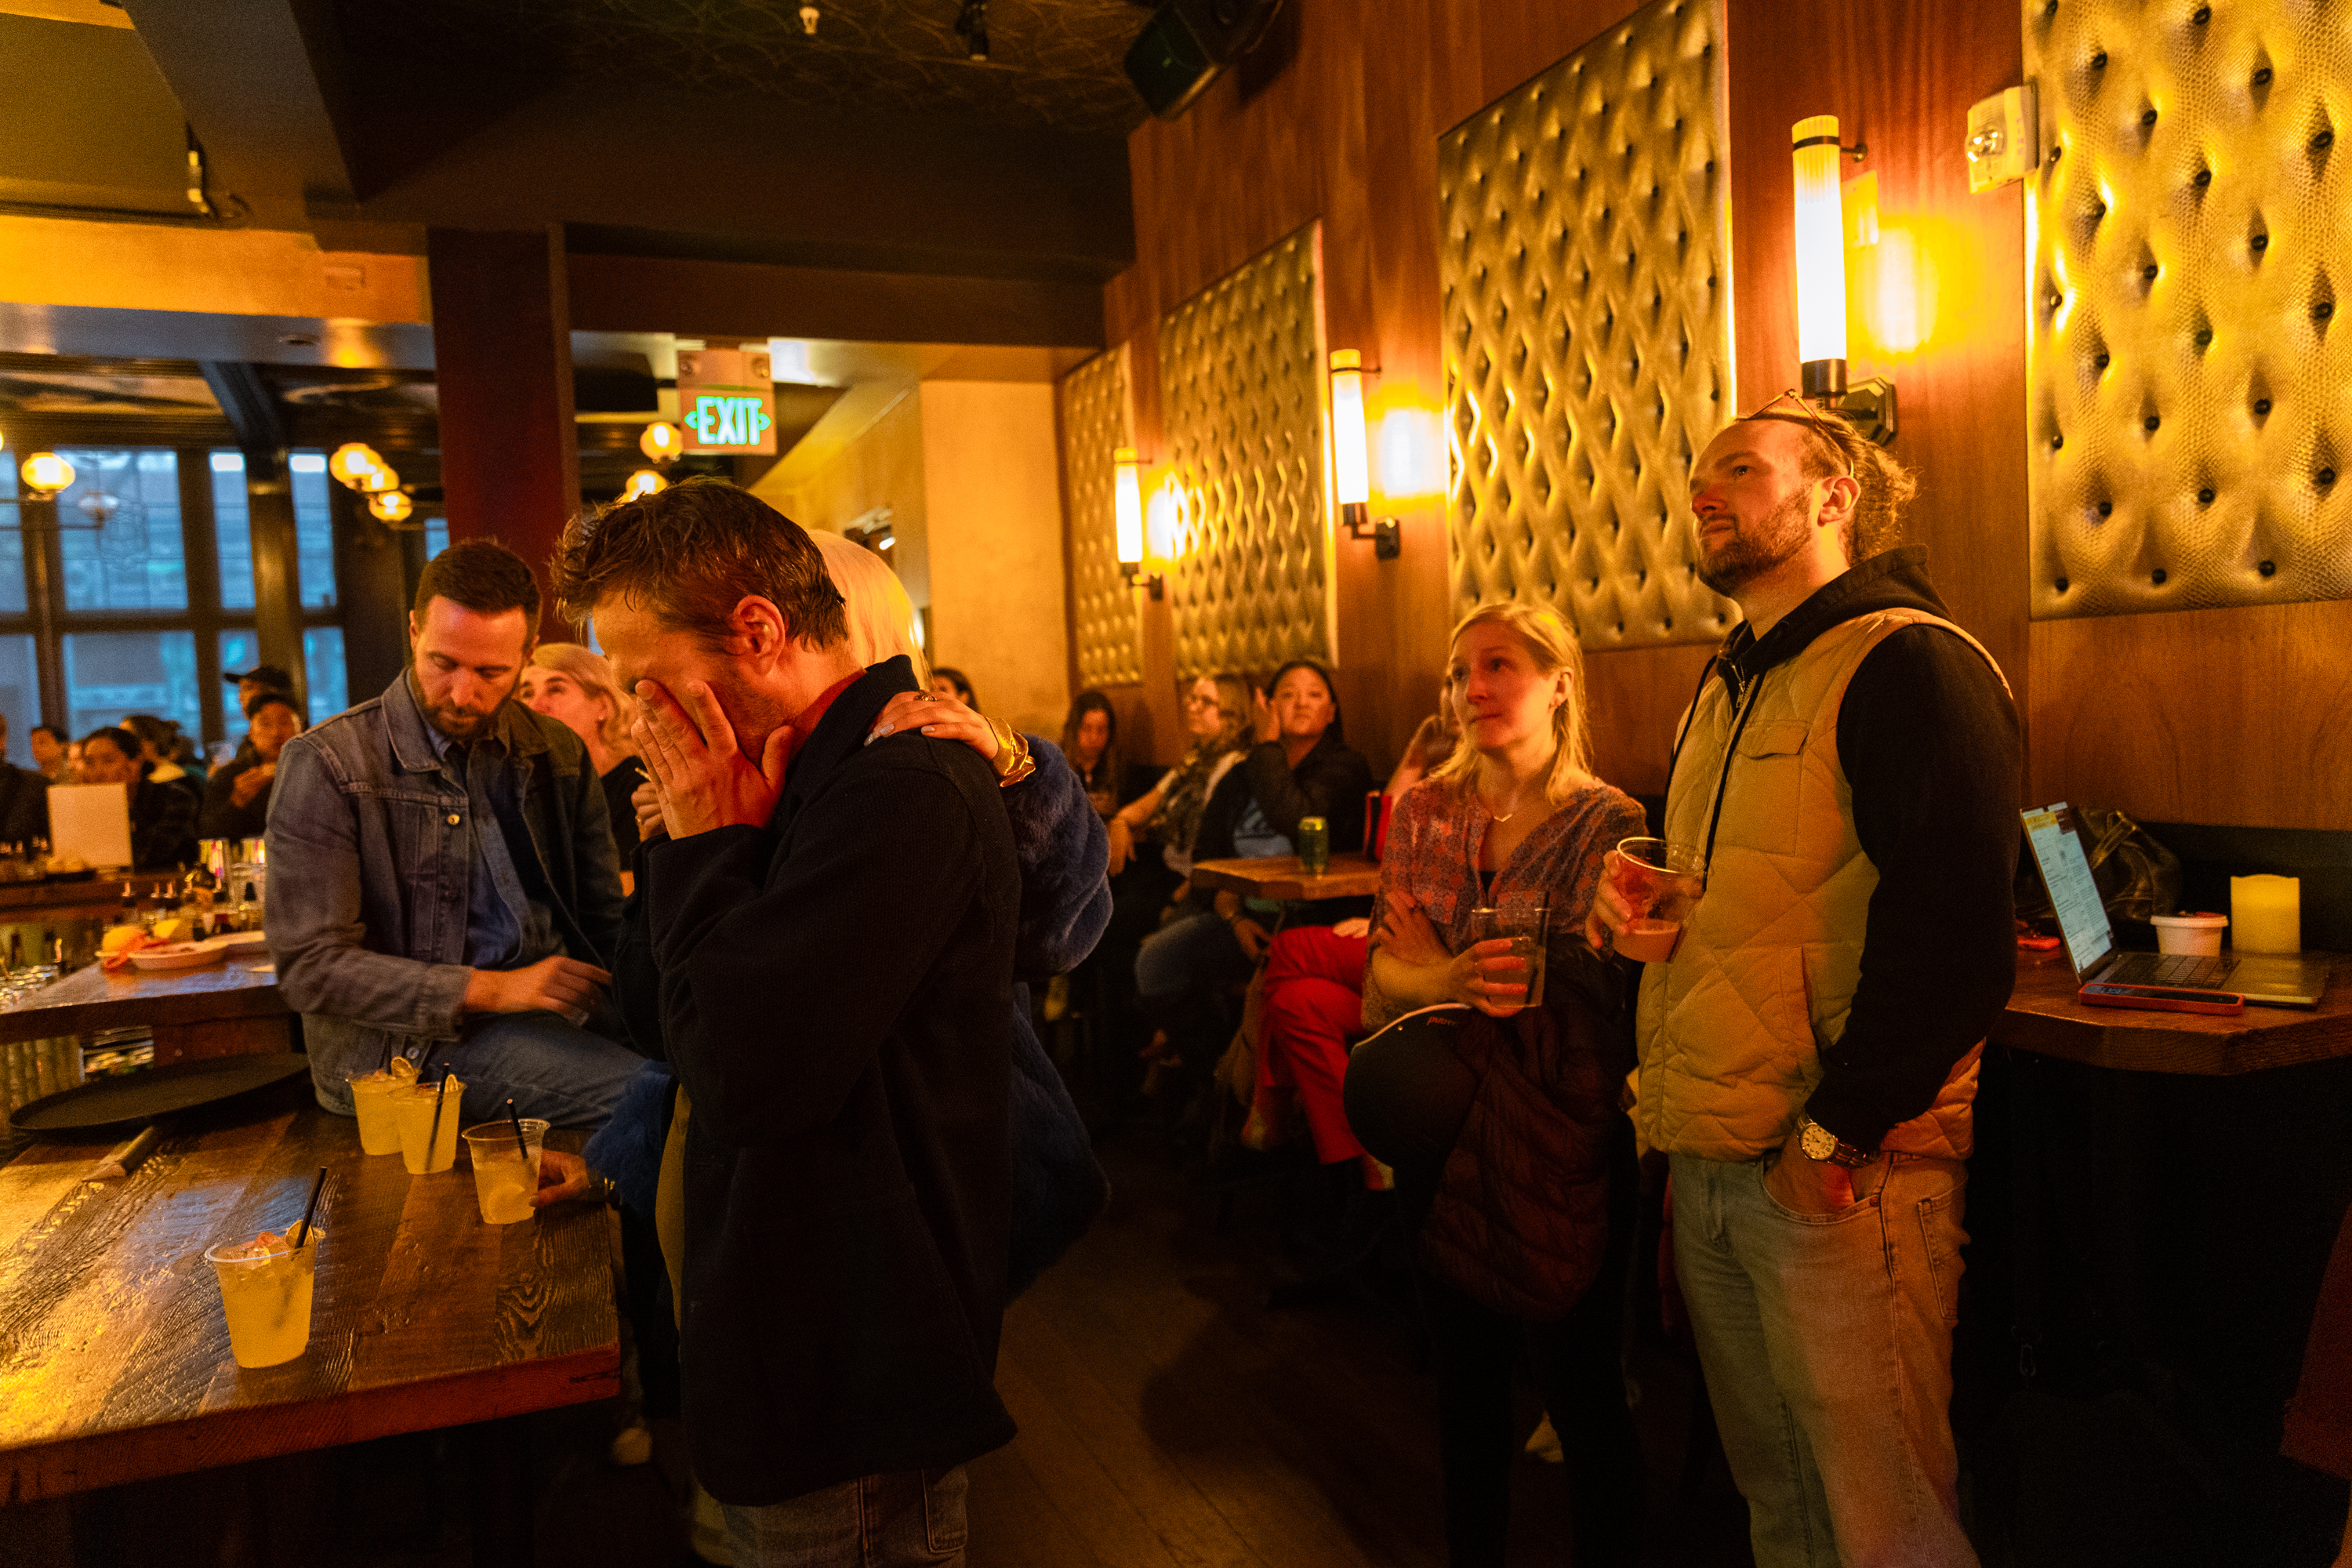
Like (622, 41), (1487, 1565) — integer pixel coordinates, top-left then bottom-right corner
(1362, 775), (1646, 1033)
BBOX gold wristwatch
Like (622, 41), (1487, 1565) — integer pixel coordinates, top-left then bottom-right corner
(1797, 1113), (1873, 1169)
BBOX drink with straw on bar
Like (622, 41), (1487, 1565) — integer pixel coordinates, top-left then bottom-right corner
(345, 1054), (418, 1155)
(463, 1119), (547, 1224)
(393, 1072), (464, 1174)
(206, 1226), (322, 1368)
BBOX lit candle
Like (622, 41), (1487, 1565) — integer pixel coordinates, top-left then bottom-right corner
(2230, 874), (2301, 954)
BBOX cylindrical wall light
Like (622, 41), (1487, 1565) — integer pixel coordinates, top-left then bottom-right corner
(639, 421), (683, 463)
(1792, 114), (1849, 399)
(622, 470), (668, 502)
(1327, 350), (1399, 560)
(1111, 446), (1161, 598)
(369, 490), (414, 523)
(328, 442), (383, 488)
(20, 452), (74, 496)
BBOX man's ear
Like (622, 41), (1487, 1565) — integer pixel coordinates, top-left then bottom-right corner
(1813, 473), (1861, 532)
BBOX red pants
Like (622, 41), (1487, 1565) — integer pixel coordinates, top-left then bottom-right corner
(1256, 924), (1370, 1163)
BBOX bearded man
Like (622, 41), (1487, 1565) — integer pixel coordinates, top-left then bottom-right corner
(267, 539), (643, 1128)
(1589, 397), (2020, 1567)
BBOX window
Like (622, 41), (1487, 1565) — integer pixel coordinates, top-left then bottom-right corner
(213, 452), (255, 612)
(424, 514), (450, 560)
(64, 630), (201, 740)
(0, 443), (348, 753)
(56, 449), (187, 612)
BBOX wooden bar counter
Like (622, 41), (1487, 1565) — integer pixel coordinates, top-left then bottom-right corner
(0, 1094), (620, 1501)
(0, 951), (294, 1065)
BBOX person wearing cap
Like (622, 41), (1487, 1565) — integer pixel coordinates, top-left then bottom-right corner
(224, 666), (297, 765)
(200, 691), (305, 840)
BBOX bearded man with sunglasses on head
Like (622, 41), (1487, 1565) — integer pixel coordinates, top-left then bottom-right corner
(1588, 396), (2020, 1567)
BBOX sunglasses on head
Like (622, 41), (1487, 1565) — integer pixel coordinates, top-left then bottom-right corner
(1738, 389), (1858, 479)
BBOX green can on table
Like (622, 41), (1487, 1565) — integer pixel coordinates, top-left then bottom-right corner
(1298, 816), (1330, 877)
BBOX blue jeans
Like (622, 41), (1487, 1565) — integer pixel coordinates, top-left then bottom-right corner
(1670, 1150), (1978, 1568)
(310, 1009), (643, 1130)
(724, 1467), (967, 1567)
(1134, 906), (1251, 1002)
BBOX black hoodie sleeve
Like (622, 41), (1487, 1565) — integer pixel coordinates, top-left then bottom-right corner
(1806, 625), (2022, 1151)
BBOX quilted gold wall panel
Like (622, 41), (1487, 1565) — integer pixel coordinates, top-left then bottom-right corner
(1058, 347), (1142, 688)
(1437, 0), (1740, 649)
(1159, 223), (1334, 681)
(2027, 0), (2352, 619)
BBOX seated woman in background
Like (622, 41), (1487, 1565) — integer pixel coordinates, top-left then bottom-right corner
(78, 725), (200, 869)
(199, 691), (306, 840)
(1245, 677), (1461, 1184)
(519, 642), (644, 866)
(1136, 659), (1373, 1077)
(1060, 691), (1123, 818)
(1344, 600), (1647, 1568)
(125, 713), (204, 800)
(928, 665), (977, 709)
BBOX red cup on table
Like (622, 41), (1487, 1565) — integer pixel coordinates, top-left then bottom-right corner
(1607, 837), (1707, 962)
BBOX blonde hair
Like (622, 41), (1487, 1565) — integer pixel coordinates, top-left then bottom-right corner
(529, 643), (636, 757)
(1427, 601), (1595, 805)
(813, 529), (930, 684)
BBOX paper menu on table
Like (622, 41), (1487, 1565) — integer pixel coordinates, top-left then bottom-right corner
(48, 782), (133, 869)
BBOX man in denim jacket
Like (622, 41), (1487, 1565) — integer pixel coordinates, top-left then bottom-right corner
(266, 539), (644, 1127)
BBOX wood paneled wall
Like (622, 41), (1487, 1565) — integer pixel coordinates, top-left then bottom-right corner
(1104, 0), (2352, 831)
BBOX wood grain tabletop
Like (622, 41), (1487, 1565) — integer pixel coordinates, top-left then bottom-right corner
(0, 954), (289, 1047)
(1188, 853), (1384, 903)
(0, 1094), (619, 1500)
(1994, 950), (2352, 1075)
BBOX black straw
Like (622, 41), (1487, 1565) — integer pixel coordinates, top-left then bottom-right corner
(293, 1165), (327, 1249)
(505, 1097), (530, 1163)
(425, 1065), (452, 1162)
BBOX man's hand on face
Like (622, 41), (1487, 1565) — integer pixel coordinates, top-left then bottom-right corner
(464, 955), (612, 1025)
(630, 679), (797, 837)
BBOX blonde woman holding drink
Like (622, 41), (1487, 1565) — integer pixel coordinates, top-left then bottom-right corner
(1348, 599), (1648, 1568)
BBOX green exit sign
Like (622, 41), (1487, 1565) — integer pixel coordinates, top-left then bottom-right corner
(676, 347), (779, 455)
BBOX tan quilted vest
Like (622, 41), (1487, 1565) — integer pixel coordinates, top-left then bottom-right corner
(1632, 608), (2009, 1163)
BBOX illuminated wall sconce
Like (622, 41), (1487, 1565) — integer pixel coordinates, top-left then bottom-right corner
(358, 463), (401, 495)
(622, 469), (669, 502)
(639, 421), (684, 464)
(1112, 445), (1162, 598)
(368, 490), (415, 524)
(1791, 115), (1896, 444)
(1328, 351), (1399, 559)
(19, 452), (74, 497)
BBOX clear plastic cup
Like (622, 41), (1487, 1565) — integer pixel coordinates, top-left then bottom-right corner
(394, 1076), (465, 1174)
(1471, 895), (1549, 1013)
(206, 1229), (322, 1369)
(1609, 837), (1708, 962)
(346, 1073), (405, 1156)
(462, 1119), (547, 1225)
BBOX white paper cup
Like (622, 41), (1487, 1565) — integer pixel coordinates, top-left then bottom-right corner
(2151, 912), (2227, 957)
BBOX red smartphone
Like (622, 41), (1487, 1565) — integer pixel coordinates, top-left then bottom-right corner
(2078, 982), (2245, 1016)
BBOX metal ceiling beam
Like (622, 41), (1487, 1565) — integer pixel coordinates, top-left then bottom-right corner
(116, 0), (362, 205)
(198, 360), (289, 474)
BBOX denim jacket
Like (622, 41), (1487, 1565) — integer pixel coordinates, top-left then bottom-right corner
(264, 670), (627, 1087)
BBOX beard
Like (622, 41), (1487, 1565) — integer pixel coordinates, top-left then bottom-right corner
(1696, 485), (1814, 597)
(408, 670), (511, 742)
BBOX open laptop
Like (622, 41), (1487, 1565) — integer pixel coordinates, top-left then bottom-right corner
(2021, 804), (2334, 1011)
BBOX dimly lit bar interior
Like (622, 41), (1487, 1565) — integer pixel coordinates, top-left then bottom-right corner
(2, 0), (2349, 1563)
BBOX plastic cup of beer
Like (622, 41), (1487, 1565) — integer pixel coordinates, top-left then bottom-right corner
(393, 1075), (465, 1175)
(346, 1070), (408, 1156)
(462, 1119), (547, 1225)
(1471, 895), (1549, 1013)
(1610, 837), (1707, 962)
(206, 1228), (322, 1369)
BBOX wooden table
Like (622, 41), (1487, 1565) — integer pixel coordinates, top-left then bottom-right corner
(1993, 949), (2352, 1073)
(1189, 851), (1384, 902)
(0, 1093), (619, 1502)
(0, 952), (294, 1065)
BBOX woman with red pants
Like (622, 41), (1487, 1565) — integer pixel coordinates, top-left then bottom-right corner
(1246, 684), (1458, 1186)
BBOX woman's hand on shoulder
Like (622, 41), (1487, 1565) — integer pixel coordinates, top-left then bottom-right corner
(868, 690), (999, 762)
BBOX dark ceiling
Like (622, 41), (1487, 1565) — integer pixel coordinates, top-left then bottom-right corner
(339, 0), (1152, 138)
